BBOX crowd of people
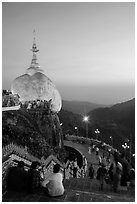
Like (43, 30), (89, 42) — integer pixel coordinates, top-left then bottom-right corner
(7, 161), (65, 197)
(75, 135), (135, 193)
(65, 156), (88, 179)
(2, 92), (53, 113)
(2, 93), (20, 107)
(88, 151), (135, 192)
(6, 149), (135, 197)
(20, 99), (53, 112)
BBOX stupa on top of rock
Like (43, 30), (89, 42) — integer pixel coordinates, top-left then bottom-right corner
(11, 30), (62, 113)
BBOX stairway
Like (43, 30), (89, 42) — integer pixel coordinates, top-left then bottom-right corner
(3, 177), (135, 202)
(64, 177), (103, 193)
(64, 177), (133, 196)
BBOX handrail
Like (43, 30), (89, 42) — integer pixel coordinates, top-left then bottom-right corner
(65, 134), (119, 154)
(2, 143), (40, 163)
(2, 105), (20, 112)
(2, 143), (66, 168)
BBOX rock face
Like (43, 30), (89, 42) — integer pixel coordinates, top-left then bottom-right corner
(2, 109), (65, 161)
(11, 72), (62, 113)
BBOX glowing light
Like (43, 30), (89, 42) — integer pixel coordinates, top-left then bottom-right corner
(83, 116), (89, 122)
(122, 142), (130, 149)
(95, 129), (100, 134)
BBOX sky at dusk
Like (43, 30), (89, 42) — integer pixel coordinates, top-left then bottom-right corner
(2, 2), (135, 105)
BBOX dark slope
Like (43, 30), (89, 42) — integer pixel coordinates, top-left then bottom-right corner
(62, 100), (107, 115)
(88, 98), (135, 151)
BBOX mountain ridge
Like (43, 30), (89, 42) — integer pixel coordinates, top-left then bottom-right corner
(62, 100), (108, 115)
(62, 98), (134, 115)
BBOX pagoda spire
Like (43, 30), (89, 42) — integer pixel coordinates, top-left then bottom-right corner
(30, 29), (40, 68)
(26, 30), (43, 75)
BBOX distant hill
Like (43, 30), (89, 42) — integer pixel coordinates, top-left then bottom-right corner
(88, 98), (135, 152)
(111, 98), (135, 112)
(89, 98), (135, 128)
(62, 100), (107, 115)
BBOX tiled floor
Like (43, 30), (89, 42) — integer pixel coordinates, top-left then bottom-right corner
(2, 178), (135, 202)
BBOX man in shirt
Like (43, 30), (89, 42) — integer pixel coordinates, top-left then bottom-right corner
(42, 164), (64, 197)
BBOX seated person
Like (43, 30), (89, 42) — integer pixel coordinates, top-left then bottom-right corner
(27, 161), (41, 193)
(7, 161), (27, 192)
(42, 164), (64, 197)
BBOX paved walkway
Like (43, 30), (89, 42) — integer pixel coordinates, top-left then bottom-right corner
(3, 178), (135, 202)
(64, 140), (112, 174)
(64, 140), (101, 164)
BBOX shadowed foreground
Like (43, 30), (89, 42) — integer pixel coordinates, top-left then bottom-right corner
(3, 178), (135, 202)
